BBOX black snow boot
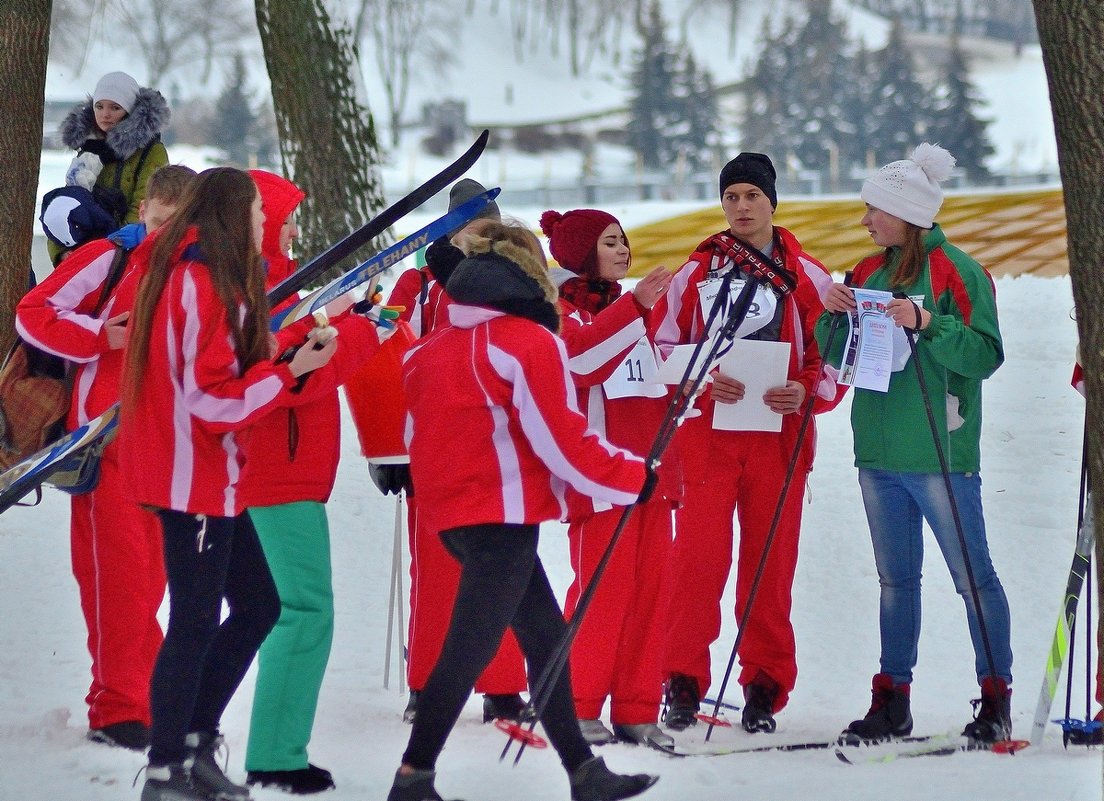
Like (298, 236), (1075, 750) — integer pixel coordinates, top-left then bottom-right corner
(661, 673), (699, 731)
(963, 676), (1012, 743)
(385, 768), (444, 801)
(839, 673), (913, 745)
(741, 672), (779, 734)
(482, 693), (535, 723)
(569, 756), (658, 801)
(186, 731), (250, 801)
(246, 763), (335, 795)
(140, 762), (208, 801)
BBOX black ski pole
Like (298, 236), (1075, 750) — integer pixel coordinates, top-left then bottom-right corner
(893, 292), (1001, 687)
(501, 271), (759, 765)
(704, 272), (852, 740)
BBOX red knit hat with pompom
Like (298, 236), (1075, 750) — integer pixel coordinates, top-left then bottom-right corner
(539, 208), (623, 277)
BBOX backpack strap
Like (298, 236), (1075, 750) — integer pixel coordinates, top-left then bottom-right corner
(128, 137), (158, 200)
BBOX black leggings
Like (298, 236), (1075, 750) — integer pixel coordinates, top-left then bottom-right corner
(148, 510), (280, 765)
(402, 523), (592, 773)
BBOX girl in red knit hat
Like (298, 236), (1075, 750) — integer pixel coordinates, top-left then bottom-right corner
(539, 208), (677, 749)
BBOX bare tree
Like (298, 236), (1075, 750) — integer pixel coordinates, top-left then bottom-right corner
(1031, 1), (1104, 720)
(51, 0), (251, 87)
(0, 1), (51, 355)
(353, 0), (455, 148)
(256, 0), (388, 275)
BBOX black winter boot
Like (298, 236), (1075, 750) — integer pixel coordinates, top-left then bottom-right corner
(839, 673), (913, 745)
(385, 768), (444, 801)
(963, 676), (1012, 743)
(246, 763), (335, 795)
(186, 731), (250, 801)
(482, 693), (535, 723)
(569, 756), (658, 801)
(741, 672), (779, 734)
(140, 762), (208, 801)
(661, 673), (699, 731)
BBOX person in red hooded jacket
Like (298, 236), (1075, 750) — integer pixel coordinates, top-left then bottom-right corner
(17, 165), (195, 751)
(538, 208), (678, 750)
(239, 169), (386, 794)
(383, 179), (531, 726)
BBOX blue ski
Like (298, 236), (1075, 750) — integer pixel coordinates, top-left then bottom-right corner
(270, 188), (501, 331)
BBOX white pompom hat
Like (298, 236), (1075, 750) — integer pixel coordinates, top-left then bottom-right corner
(860, 143), (957, 229)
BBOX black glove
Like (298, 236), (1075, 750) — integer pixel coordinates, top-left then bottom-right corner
(637, 466), (660, 504)
(424, 236), (465, 285)
(79, 138), (120, 164)
(369, 462), (412, 496)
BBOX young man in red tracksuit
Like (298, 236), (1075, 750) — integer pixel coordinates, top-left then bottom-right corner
(16, 165), (195, 751)
(238, 170), (385, 794)
(387, 224), (657, 801)
(539, 208), (678, 750)
(383, 179), (531, 725)
(653, 153), (833, 735)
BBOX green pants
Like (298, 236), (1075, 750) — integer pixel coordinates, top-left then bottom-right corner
(246, 501), (334, 771)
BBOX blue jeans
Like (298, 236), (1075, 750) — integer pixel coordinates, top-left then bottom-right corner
(857, 469), (1012, 685)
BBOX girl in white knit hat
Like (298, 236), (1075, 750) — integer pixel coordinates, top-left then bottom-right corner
(51, 71), (170, 264)
(817, 143), (1015, 748)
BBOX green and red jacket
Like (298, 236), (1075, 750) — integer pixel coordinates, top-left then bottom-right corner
(816, 224), (1003, 474)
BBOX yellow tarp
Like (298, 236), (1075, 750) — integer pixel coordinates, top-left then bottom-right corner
(625, 188), (1067, 278)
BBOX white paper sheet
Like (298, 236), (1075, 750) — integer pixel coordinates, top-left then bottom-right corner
(711, 339), (790, 432)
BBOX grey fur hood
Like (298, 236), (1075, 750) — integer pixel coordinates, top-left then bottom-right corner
(60, 87), (170, 161)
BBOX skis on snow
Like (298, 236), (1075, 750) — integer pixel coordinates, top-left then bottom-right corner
(267, 129), (490, 307)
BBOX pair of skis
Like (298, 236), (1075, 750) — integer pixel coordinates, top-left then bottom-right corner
(0, 131), (492, 515)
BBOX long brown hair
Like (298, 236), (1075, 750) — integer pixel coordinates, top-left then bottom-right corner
(888, 223), (927, 290)
(124, 167), (268, 408)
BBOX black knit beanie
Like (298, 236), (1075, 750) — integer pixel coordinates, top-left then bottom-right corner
(718, 152), (778, 209)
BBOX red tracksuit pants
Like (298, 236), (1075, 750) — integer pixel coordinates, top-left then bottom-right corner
(663, 427), (806, 712)
(406, 496), (527, 692)
(70, 441), (165, 728)
(565, 498), (672, 724)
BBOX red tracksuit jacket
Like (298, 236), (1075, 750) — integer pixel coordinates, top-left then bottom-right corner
(119, 230), (301, 517)
(402, 304), (645, 537)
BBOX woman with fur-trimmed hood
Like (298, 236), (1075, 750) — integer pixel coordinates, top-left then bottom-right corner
(389, 223), (658, 801)
(53, 71), (170, 263)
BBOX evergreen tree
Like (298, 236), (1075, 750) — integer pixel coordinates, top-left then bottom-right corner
(627, 0), (677, 170)
(210, 52), (256, 167)
(840, 41), (879, 174)
(740, 10), (804, 161)
(787, 2), (857, 177)
(867, 18), (933, 165)
(670, 52), (718, 173)
(929, 35), (995, 182)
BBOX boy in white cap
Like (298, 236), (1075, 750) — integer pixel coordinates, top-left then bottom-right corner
(819, 143), (1013, 746)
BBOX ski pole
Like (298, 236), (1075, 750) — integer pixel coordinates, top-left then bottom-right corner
(383, 490), (407, 692)
(704, 272), (851, 740)
(893, 293), (1001, 688)
(501, 271), (758, 765)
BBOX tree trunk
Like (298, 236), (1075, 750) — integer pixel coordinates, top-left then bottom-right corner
(0, 1), (51, 356)
(255, 0), (388, 280)
(1032, 6), (1104, 767)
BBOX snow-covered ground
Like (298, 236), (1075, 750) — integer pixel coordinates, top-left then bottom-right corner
(0, 266), (1099, 800)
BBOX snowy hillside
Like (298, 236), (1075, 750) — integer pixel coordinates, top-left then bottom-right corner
(42, 0), (1059, 182)
(0, 267), (1099, 801)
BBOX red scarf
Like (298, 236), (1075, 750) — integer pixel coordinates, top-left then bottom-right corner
(704, 232), (796, 297)
(559, 276), (623, 314)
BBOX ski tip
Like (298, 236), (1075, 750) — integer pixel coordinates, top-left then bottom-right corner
(834, 748), (855, 765)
